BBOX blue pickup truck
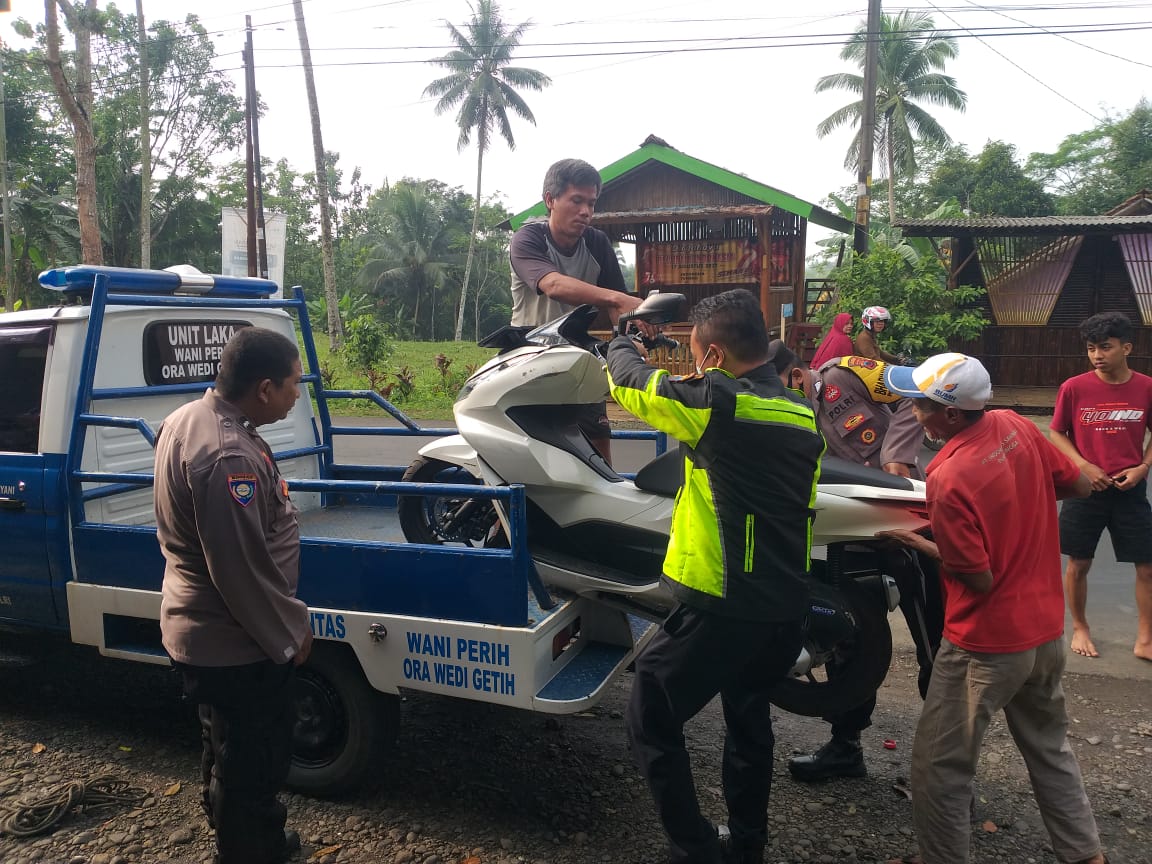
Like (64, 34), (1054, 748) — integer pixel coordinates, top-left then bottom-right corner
(0, 265), (655, 795)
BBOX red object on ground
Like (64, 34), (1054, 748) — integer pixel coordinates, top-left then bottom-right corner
(884, 739), (897, 750)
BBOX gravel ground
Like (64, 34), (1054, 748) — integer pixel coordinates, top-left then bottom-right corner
(0, 637), (1149, 864)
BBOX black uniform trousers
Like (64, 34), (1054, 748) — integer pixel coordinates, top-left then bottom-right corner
(828, 549), (944, 737)
(627, 603), (805, 864)
(175, 659), (296, 864)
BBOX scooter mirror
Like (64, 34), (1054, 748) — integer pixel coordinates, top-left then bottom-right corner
(618, 292), (688, 334)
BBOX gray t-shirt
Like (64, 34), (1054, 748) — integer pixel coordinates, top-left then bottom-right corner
(509, 220), (627, 326)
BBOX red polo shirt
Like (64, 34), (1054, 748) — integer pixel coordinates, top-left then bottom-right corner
(926, 411), (1080, 653)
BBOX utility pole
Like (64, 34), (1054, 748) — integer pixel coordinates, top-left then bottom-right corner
(0, 43), (13, 310)
(853, 0), (882, 256)
(293, 0), (342, 345)
(244, 18), (269, 279)
(136, 0), (151, 269)
(242, 18), (257, 277)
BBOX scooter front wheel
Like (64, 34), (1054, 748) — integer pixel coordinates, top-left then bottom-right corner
(398, 456), (500, 547)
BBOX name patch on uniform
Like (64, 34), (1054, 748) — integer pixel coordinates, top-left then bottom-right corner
(228, 474), (258, 507)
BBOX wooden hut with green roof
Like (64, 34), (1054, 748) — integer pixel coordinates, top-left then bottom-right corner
(503, 135), (851, 339)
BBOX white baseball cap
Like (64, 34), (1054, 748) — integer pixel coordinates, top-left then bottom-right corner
(883, 353), (993, 410)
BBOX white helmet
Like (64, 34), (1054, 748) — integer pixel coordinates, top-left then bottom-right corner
(861, 306), (892, 331)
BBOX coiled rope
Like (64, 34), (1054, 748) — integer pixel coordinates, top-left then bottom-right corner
(0, 775), (149, 838)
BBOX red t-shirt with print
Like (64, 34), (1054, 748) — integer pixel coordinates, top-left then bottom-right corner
(926, 411), (1081, 653)
(1051, 371), (1152, 476)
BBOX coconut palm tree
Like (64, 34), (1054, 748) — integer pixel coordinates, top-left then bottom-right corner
(358, 184), (457, 341)
(424, 0), (551, 342)
(815, 10), (967, 217)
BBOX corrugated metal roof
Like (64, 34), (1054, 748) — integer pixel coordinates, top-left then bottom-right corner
(894, 214), (1152, 237)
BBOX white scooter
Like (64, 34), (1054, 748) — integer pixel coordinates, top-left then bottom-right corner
(400, 293), (930, 717)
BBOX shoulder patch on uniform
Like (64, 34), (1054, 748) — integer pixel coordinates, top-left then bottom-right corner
(228, 474), (258, 506)
(860, 428), (877, 445)
(824, 384), (841, 403)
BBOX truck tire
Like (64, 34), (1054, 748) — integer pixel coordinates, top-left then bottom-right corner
(288, 642), (399, 797)
(398, 456), (496, 546)
(769, 580), (892, 718)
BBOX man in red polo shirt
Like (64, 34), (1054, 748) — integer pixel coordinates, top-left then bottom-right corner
(880, 353), (1105, 864)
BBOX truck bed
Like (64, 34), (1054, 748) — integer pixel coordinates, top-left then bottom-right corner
(297, 503), (408, 544)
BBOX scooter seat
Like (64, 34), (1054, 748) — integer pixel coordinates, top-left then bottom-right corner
(633, 448), (682, 497)
(634, 452), (914, 496)
(819, 456), (915, 491)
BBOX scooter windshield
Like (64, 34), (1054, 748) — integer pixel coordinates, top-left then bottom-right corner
(525, 304), (600, 349)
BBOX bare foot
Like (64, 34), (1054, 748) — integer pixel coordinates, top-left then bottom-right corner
(1135, 641), (1152, 662)
(1070, 628), (1099, 658)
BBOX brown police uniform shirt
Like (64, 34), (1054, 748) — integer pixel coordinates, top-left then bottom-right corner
(813, 357), (923, 472)
(154, 389), (310, 667)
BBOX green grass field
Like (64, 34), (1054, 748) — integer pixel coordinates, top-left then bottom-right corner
(305, 332), (497, 419)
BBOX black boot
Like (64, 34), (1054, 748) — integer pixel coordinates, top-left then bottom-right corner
(788, 734), (866, 782)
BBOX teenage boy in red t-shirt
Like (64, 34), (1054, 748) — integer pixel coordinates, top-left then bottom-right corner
(880, 353), (1104, 864)
(1050, 311), (1152, 660)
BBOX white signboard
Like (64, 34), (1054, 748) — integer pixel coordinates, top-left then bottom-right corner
(220, 207), (288, 296)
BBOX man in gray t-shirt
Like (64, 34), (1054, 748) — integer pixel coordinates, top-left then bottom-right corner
(508, 159), (642, 462)
(509, 158), (637, 327)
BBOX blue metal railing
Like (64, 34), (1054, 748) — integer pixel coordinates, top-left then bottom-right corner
(49, 264), (665, 615)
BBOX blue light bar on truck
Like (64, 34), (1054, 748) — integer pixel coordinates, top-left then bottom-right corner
(39, 265), (278, 298)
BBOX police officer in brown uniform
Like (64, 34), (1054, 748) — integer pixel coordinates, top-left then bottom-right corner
(812, 355), (923, 475)
(154, 327), (311, 864)
(787, 354), (944, 782)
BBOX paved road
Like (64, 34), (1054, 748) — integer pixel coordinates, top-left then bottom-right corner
(329, 414), (1151, 682)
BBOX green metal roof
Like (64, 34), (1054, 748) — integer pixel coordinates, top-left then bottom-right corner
(505, 141), (852, 234)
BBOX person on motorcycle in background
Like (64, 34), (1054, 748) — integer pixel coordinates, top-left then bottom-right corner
(854, 306), (902, 365)
(608, 288), (824, 864)
(787, 352), (944, 783)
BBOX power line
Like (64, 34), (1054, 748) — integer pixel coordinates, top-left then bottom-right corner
(240, 19), (1152, 51)
(13, 15), (1151, 105)
(958, 0), (1152, 69)
(922, 0), (1104, 121)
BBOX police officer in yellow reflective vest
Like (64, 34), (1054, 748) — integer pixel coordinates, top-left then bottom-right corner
(608, 289), (825, 864)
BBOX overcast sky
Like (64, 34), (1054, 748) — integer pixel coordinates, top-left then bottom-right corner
(5, 0), (1151, 242)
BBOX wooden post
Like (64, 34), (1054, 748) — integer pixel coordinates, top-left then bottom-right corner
(795, 217), (808, 322)
(758, 215), (771, 330)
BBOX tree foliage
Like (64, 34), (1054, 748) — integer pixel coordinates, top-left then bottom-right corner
(815, 10), (967, 217)
(824, 245), (986, 357)
(94, 9), (245, 266)
(1027, 100), (1152, 215)
(917, 141), (1054, 217)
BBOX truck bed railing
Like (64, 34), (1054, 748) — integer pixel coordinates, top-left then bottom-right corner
(49, 266), (559, 623)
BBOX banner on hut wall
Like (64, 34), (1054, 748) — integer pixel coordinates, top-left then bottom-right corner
(638, 239), (792, 287)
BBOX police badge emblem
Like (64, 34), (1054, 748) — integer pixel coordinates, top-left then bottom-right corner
(228, 474), (257, 507)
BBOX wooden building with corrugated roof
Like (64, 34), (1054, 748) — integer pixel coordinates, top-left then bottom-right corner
(893, 190), (1152, 393)
(503, 136), (851, 340)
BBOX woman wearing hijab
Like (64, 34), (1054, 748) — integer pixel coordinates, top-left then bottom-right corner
(809, 312), (855, 369)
